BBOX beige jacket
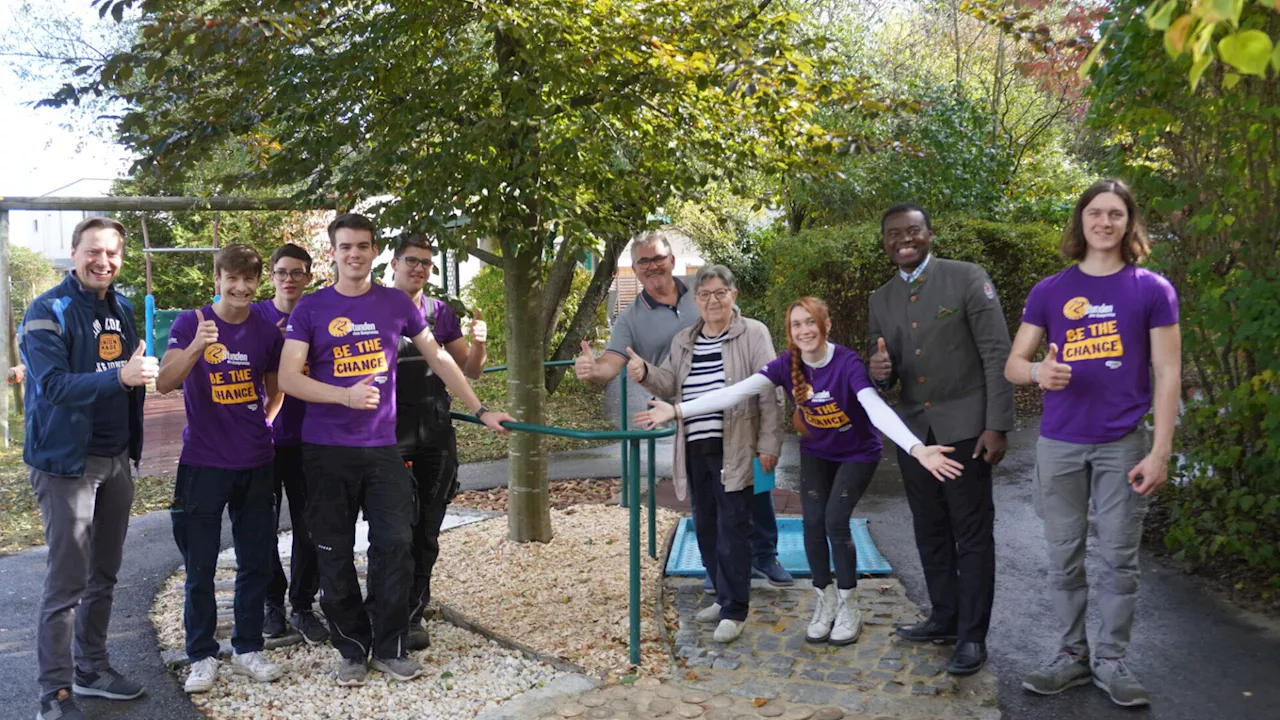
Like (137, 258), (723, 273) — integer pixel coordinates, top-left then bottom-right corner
(639, 309), (784, 500)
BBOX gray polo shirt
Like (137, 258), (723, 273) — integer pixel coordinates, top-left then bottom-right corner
(606, 278), (699, 365)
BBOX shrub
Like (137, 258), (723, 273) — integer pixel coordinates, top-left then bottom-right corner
(463, 262), (607, 367)
(756, 216), (1067, 352)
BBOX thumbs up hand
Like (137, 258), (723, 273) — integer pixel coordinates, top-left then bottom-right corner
(575, 340), (596, 381)
(276, 317), (287, 337)
(469, 308), (487, 345)
(625, 347), (648, 383)
(120, 340), (160, 387)
(345, 374), (381, 410)
(193, 308), (219, 350)
(870, 337), (892, 381)
(1036, 343), (1072, 391)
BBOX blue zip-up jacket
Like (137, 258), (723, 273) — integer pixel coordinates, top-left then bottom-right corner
(18, 272), (145, 476)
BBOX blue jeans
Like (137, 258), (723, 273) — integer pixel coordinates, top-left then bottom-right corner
(171, 463), (275, 662)
(688, 472), (779, 566)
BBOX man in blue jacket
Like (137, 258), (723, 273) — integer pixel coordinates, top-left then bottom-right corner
(19, 216), (158, 720)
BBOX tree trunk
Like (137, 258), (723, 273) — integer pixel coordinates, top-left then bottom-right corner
(544, 234), (628, 393)
(541, 239), (577, 351)
(503, 241), (552, 542)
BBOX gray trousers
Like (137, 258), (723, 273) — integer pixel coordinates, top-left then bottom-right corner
(29, 452), (133, 697)
(1035, 430), (1148, 660)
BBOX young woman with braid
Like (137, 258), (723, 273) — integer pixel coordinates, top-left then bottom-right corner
(634, 297), (963, 646)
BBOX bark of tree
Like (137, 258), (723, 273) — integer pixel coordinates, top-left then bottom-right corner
(543, 233), (629, 394)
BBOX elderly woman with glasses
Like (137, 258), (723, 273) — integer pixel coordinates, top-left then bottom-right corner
(623, 265), (782, 643)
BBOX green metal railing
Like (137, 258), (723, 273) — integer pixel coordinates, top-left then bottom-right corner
(456, 360), (673, 666)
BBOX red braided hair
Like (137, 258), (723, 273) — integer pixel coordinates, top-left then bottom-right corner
(784, 297), (830, 435)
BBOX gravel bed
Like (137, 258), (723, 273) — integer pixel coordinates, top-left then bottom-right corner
(150, 503), (677, 717)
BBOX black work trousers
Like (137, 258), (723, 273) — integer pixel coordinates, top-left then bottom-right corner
(798, 455), (878, 590)
(302, 443), (414, 661)
(898, 431), (995, 644)
(266, 445), (319, 612)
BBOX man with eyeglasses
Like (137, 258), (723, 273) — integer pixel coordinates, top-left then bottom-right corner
(251, 243), (330, 646)
(576, 231), (794, 588)
(866, 203), (1014, 676)
(377, 233), (486, 651)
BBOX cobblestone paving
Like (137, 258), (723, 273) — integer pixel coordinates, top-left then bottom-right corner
(546, 578), (1000, 720)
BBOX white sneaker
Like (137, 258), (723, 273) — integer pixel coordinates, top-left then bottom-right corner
(829, 587), (862, 646)
(184, 657), (219, 694)
(806, 584), (838, 643)
(694, 602), (722, 623)
(231, 651), (283, 682)
(712, 619), (744, 643)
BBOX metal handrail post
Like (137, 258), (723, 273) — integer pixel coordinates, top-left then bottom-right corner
(619, 377), (629, 508)
(628, 437), (642, 667)
(647, 437), (657, 559)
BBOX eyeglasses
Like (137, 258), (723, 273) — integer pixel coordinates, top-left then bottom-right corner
(695, 288), (733, 302)
(399, 256), (434, 270)
(271, 269), (310, 281)
(885, 226), (928, 242)
(634, 253), (671, 269)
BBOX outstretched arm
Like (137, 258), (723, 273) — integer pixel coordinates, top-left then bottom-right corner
(856, 387), (964, 481)
(633, 374), (775, 428)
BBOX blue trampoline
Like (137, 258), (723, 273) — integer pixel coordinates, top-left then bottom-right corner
(665, 516), (892, 577)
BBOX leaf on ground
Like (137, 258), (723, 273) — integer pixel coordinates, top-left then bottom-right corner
(771, 623), (786, 632)
(752, 698), (768, 707)
(684, 671), (699, 681)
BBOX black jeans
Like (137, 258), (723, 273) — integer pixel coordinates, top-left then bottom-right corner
(266, 445), (319, 612)
(799, 455), (878, 590)
(170, 462), (275, 661)
(686, 445), (753, 622)
(301, 443), (414, 661)
(366, 429), (461, 625)
(899, 432), (995, 644)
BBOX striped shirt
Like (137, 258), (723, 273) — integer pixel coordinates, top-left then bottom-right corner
(682, 331), (727, 442)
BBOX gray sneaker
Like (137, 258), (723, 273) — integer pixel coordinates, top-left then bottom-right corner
(1092, 657), (1151, 707)
(1022, 650), (1092, 695)
(335, 658), (367, 687)
(370, 655), (422, 682)
(72, 666), (145, 700)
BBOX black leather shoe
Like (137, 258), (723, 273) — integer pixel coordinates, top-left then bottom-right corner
(894, 616), (958, 643)
(946, 641), (988, 676)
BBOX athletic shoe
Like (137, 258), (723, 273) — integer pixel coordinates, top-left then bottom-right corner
(290, 610), (329, 645)
(695, 602), (722, 623)
(1092, 657), (1151, 707)
(806, 584), (837, 643)
(829, 587), (862, 646)
(405, 627), (431, 651)
(712, 619), (744, 643)
(1022, 650), (1092, 695)
(72, 666), (144, 700)
(370, 655), (422, 682)
(36, 689), (86, 720)
(184, 657), (219, 694)
(752, 558), (795, 587)
(262, 603), (288, 639)
(231, 651), (283, 682)
(336, 658), (367, 687)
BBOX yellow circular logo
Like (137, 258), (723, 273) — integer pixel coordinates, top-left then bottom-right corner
(1063, 296), (1090, 321)
(203, 343), (228, 365)
(328, 317), (353, 337)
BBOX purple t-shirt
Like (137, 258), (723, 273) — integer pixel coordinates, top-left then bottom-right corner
(760, 344), (882, 463)
(169, 306), (284, 470)
(286, 285), (427, 447)
(1022, 264), (1179, 444)
(251, 299), (305, 447)
(422, 297), (463, 346)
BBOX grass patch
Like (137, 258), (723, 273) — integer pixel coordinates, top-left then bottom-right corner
(455, 371), (615, 464)
(0, 414), (174, 557)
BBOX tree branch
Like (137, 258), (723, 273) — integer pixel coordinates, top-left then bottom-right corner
(466, 243), (504, 268)
(544, 233), (629, 393)
(541, 238), (578, 350)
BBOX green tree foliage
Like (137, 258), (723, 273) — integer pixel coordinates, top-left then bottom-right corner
(754, 217), (1065, 351)
(59, 0), (870, 541)
(10, 246), (61, 323)
(1089, 2), (1280, 583)
(464, 263), (606, 368)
